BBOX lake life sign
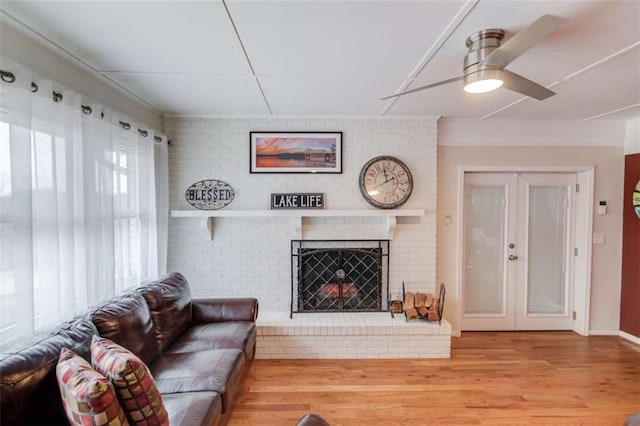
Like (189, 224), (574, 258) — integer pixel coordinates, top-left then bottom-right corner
(185, 179), (235, 210)
(271, 193), (325, 209)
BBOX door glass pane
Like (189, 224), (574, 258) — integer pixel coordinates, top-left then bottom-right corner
(527, 186), (568, 314)
(464, 185), (506, 314)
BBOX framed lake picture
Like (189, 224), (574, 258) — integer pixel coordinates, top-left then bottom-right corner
(250, 131), (342, 174)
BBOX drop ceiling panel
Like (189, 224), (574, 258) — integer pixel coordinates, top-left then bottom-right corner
(105, 73), (267, 115)
(226, 0), (466, 78)
(2, 0), (248, 74)
(259, 75), (403, 115)
(592, 105), (640, 121)
(493, 48), (640, 119)
(1, 0), (638, 119)
(389, 2), (589, 87)
(504, 1), (640, 89)
(386, 0), (640, 117)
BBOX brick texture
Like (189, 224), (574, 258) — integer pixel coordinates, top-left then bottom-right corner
(254, 313), (452, 359)
(165, 117), (438, 312)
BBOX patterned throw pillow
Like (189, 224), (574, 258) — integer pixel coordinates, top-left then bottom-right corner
(91, 335), (169, 426)
(56, 347), (130, 426)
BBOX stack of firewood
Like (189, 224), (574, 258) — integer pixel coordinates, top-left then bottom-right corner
(403, 292), (440, 321)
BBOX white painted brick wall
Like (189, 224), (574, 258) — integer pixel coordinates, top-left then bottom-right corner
(166, 117), (438, 311)
(254, 316), (452, 359)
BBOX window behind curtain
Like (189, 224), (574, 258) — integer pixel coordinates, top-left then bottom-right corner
(112, 129), (157, 293)
(0, 122), (16, 337)
(0, 63), (162, 346)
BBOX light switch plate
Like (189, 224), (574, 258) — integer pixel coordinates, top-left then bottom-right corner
(593, 232), (605, 244)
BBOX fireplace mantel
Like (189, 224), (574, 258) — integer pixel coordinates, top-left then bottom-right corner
(171, 209), (425, 240)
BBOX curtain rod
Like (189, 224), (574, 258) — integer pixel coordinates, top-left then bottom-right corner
(1, 69), (166, 143)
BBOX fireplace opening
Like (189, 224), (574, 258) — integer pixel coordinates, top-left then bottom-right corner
(290, 240), (389, 316)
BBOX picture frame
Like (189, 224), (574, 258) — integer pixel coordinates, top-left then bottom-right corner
(250, 131), (342, 174)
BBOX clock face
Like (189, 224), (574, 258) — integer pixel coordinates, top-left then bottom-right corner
(359, 156), (413, 209)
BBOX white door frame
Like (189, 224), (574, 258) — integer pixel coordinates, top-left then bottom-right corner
(456, 165), (595, 336)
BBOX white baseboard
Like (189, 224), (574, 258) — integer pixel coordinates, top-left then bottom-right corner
(454, 329), (638, 343)
(620, 330), (640, 345)
(588, 329), (620, 336)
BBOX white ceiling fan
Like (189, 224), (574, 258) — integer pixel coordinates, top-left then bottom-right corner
(382, 14), (568, 101)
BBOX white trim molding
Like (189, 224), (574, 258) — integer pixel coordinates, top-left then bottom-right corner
(439, 119), (626, 147)
(456, 165), (594, 335)
(625, 117), (640, 154)
(589, 330), (621, 336)
(620, 331), (640, 345)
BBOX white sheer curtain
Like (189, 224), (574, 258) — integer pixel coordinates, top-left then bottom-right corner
(0, 58), (168, 345)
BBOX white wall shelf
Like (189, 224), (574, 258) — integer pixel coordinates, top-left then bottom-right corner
(171, 209), (425, 218)
(171, 209), (425, 240)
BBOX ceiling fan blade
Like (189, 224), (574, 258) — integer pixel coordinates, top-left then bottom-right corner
(381, 76), (464, 100)
(482, 14), (568, 68)
(501, 70), (555, 100)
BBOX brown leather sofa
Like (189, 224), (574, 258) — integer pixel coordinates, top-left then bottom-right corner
(0, 272), (258, 426)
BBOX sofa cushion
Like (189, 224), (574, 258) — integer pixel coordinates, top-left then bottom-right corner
(162, 392), (222, 426)
(0, 318), (97, 425)
(150, 348), (244, 414)
(90, 293), (160, 366)
(138, 273), (193, 353)
(56, 347), (129, 426)
(192, 298), (259, 324)
(164, 321), (257, 362)
(91, 336), (168, 425)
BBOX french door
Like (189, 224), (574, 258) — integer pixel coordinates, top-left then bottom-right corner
(461, 173), (576, 331)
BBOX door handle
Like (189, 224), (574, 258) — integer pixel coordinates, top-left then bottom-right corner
(508, 254), (518, 261)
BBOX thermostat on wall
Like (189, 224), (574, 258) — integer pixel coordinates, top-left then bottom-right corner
(598, 201), (607, 216)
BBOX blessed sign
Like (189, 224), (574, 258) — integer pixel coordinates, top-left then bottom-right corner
(185, 179), (235, 210)
(271, 193), (325, 209)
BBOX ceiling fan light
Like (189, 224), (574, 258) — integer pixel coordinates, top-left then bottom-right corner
(463, 69), (504, 94)
(464, 78), (503, 94)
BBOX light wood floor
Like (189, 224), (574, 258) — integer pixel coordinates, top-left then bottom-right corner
(229, 332), (640, 425)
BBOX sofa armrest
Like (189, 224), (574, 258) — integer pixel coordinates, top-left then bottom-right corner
(192, 298), (259, 324)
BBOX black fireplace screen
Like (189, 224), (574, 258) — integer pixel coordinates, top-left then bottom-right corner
(290, 240), (389, 316)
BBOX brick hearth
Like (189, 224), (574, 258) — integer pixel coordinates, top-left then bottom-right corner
(255, 312), (451, 359)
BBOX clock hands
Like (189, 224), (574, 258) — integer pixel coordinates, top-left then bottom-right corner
(373, 175), (395, 190)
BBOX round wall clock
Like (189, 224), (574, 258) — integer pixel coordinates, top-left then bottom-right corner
(359, 155), (413, 209)
(634, 180), (640, 219)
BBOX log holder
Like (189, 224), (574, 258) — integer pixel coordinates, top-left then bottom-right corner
(401, 281), (446, 325)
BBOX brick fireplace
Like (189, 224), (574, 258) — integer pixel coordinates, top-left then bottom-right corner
(261, 238), (451, 359)
(166, 116), (448, 357)
(166, 117), (438, 315)
(255, 312), (451, 359)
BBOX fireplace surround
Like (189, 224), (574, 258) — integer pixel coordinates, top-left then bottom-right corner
(290, 240), (389, 317)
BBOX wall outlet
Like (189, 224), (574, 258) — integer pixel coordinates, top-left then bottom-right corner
(593, 232), (606, 244)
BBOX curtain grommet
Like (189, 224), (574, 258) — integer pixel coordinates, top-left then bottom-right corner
(81, 105), (92, 114)
(0, 70), (16, 83)
(52, 91), (63, 102)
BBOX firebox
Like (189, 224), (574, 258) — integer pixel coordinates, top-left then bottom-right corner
(290, 240), (389, 317)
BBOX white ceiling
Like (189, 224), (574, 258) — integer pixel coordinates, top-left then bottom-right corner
(1, 0), (639, 120)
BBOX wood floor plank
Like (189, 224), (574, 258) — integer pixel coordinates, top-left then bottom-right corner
(229, 332), (640, 425)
